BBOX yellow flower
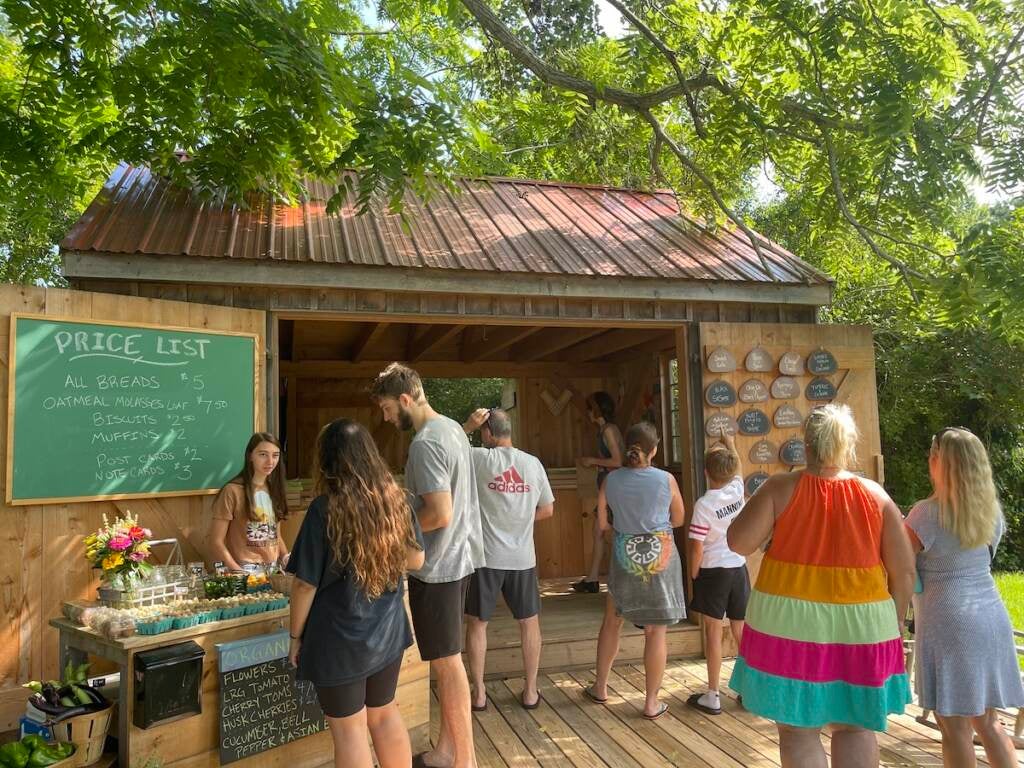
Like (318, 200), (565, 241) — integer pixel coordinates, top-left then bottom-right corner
(102, 553), (124, 571)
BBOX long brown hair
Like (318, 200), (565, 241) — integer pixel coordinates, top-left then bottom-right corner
(221, 432), (289, 522)
(314, 419), (419, 599)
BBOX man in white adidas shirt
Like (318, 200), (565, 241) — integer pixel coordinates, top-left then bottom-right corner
(686, 429), (749, 716)
(462, 407), (554, 711)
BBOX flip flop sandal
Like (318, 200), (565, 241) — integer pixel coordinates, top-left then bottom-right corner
(521, 694), (540, 710)
(471, 701), (488, 712)
(686, 692), (722, 716)
(643, 703), (669, 721)
(583, 686), (608, 704)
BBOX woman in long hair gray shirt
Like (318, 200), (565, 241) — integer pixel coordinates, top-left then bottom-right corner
(584, 422), (686, 721)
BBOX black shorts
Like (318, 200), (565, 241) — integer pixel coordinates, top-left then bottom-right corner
(314, 656), (403, 718)
(408, 575), (471, 661)
(465, 567), (540, 621)
(690, 565), (750, 621)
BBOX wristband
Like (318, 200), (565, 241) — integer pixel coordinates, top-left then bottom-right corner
(289, 634), (301, 640)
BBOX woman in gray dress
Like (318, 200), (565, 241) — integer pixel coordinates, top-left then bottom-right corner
(584, 422), (686, 721)
(905, 427), (1024, 768)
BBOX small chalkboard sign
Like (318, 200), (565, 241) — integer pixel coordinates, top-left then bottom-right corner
(779, 351), (805, 375)
(746, 472), (770, 496)
(737, 409), (771, 436)
(774, 404), (804, 428)
(749, 440), (778, 465)
(807, 349), (838, 374)
(806, 377), (837, 401)
(738, 379), (769, 403)
(705, 380), (737, 407)
(706, 347), (737, 373)
(218, 631), (327, 764)
(780, 439), (807, 466)
(771, 376), (800, 399)
(705, 413), (738, 437)
(745, 347), (774, 372)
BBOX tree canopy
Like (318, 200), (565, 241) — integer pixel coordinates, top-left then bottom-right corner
(2, 0), (1022, 288)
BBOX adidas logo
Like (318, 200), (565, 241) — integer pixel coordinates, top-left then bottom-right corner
(488, 467), (531, 494)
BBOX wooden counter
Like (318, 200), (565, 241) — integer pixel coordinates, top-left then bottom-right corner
(50, 610), (429, 768)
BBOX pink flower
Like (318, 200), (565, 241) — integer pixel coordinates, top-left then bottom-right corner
(143, 528), (152, 537)
(108, 535), (132, 551)
(128, 551), (147, 562)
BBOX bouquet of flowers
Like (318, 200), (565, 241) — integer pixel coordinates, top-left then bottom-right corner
(84, 512), (153, 584)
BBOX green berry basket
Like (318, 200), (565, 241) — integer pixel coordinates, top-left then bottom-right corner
(135, 617), (173, 635)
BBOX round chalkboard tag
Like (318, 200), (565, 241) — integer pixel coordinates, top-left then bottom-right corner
(705, 379), (737, 407)
(745, 472), (770, 496)
(706, 347), (737, 373)
(806, 377), (837, 401)
(774, 404), (804, 428)
(745, 347), (774, 372)
(738, 378), (769, 403)
(770, 376), (800, 399)
(780, 438), (807, 466)
(749, 440), (779, 465)
(779, 351), (805, 376)
(705, 412), (738, 437)
(807, 348), (838, 375)
(737, 408), (771, 436)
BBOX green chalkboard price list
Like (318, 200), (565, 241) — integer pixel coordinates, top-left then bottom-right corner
(9, 316), (257, 503)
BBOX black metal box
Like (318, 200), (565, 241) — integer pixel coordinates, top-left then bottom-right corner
(133, 641), (204, 729)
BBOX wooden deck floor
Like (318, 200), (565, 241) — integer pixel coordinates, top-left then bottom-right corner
(431, 658), (1024, 767)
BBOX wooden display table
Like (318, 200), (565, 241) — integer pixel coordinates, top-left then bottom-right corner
(51, 612), (429, 768)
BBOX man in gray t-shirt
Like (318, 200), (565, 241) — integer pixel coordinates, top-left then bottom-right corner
(462, 408), (554, 712)
(371, 363), (481, 768)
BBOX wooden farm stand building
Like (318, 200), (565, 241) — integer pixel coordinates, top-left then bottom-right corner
(0, 162), (890, 768)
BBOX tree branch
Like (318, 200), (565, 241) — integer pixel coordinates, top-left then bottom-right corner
(975, 25), (1024, 143)
(819, 127), (925, 297)
(641, 111), (779, 281)
(603, 0), (707, 138)
(458, 0), (723, 110)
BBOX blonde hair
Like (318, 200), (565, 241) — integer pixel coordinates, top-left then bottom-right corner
(705, 445), (739, 483)
(931, 428), (1000, 550)
(804, 404), (858, 469)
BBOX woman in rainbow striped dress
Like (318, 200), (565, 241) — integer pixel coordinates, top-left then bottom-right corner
(727, 404), (917, 767)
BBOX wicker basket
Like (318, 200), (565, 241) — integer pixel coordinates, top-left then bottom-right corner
(269, 572), (293, 595)
(49, 707), (112, 768)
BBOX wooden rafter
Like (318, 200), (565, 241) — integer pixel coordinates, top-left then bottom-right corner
(408, 324), (465, 362)
(518, 327), (607, 361)
(461, 326), (544, 362)
(600, 333), (676, 363)
(562, 329), (669, 362)
(350, 321), (391, 362)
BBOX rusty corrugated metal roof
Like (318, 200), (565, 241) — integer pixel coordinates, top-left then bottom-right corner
(61, 163), (830, 285)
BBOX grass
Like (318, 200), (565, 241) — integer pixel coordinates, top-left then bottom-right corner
(994, 572), (1023, 670)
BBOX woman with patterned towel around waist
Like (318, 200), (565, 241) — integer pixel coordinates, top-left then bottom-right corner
(727, 404), (916, 768)
(584, 422), (686, 721)
(905, 427), (1023, 768)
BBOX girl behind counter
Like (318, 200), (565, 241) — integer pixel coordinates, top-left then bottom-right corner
(210, 432), (290, 571)
(287, 419), (425, 768)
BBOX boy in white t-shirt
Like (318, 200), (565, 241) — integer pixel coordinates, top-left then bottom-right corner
(685, 430), (749, 716)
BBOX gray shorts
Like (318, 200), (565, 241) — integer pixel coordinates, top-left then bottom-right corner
(465, 567), (540, 621)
